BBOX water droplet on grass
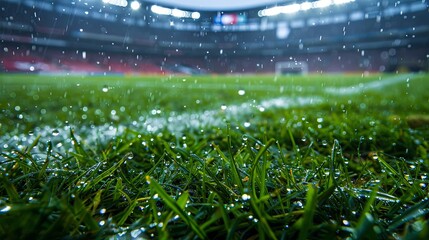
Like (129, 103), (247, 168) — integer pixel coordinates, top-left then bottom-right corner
(131, 229), (141, 238)
(52, 129), (60, 136)
(238, 89), (246, 96)
(0, 206), (11, 212)
(241, 194), (251, 201)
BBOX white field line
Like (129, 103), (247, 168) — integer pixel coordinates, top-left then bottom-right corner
(0, 73), (414, 156)
(324, 74), (414, 95)
(0, 96), (323, 156)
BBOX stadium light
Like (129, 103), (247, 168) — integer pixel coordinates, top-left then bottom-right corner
(191, 12), (201, 19)
(313, 0), (333, 8)
(151, 5), (171, 15)
(333, 0), (354, 4)
(281, 4), (301, 14)
(130, 1), (140, 10)
(150, 5), (200, 19)
(258, 0), (355, 17)
(300, 2), (313, 11)
(172, 9), (189, 18)
(102, 0), (128, 7)
(258, 7), (281, 17)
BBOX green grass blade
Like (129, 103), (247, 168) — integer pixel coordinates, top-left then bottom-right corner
(353, 185), (379, 239)
(0, 175), (20, 202)
(250, 138), (276, 200)
(146, 176), (207, 239)
(388, 198), (429, 232)
(297, 184), (318, 240)
(81, 152), (129, 192)
(213, 142), (243, 190)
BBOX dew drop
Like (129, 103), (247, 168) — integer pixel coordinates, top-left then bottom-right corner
(131, 229), (141, 238)
(52, 129), (60, 136)
(241, 194), (251, 201)
(102, 85), (109, 92)
(322, 140), (328, 146)
(0, 206), (11, 212)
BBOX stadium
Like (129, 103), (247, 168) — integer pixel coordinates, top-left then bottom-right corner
(1, 0), (428, 74)
(1, 0), (429, 239)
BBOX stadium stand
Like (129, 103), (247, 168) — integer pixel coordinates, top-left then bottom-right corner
(1, 0), (428, 74)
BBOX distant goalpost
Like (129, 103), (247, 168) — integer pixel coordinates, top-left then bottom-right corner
(275, 61), (308, 75)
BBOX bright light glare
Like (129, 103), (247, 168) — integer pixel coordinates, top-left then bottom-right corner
(151, 5), (200, 19)
(191, 12), (201, 19)
(258, 7), (281, 17)
(102, 0), (128, 7)
(333, 0), (354, 4)
(313, 0), (333, 8)
(151, 5), (171, 15)
(259, 0), (355, 17)
(130, 1), (140, 10)
(172, 9), (189, 18)
(300, 2), (313, 11)
(281, 4), (301, 14)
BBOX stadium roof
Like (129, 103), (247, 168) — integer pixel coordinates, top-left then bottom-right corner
(146, 0), (283, 11)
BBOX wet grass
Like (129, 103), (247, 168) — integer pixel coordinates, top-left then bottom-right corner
(1, 73), (429, 239)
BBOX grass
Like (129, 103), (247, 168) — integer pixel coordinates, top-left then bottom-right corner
(0, 73), (429, 239)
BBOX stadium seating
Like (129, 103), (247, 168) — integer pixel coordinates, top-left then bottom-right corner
(1, 0), (427, 74)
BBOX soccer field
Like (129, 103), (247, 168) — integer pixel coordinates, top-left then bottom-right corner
(1, 73), (429, 239)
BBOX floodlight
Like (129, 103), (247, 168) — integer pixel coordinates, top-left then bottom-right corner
(300, 2), (313, 11)
(171, 9), (189, 18)
(313, 0), (333, 8)
(102, 0), (128, 7)
(151, 5), (171, 15)
(191, 12), (201, 19)
(259, 6), (281, 17)
(333, 0), (354, 5)
(281, 4), (301, 14)
(130, 1), (141, 10)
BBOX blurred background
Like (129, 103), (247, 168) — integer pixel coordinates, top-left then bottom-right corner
(1, 0), (428, 75)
